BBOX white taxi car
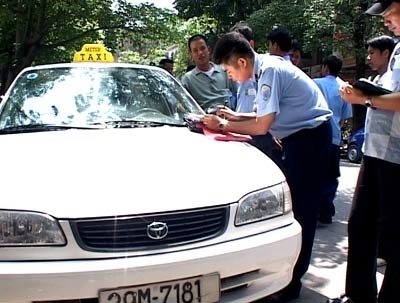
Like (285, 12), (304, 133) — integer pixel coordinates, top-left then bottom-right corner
(0, 45), (301, 303)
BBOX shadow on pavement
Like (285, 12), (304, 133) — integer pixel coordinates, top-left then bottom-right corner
(253, 161), (361, 303)
(311, 187), (354, 270)
(251, 187), (353, 303)
(251, 286), (328, 303)
(295, 286), (328, 302)
(339, 159), (361, 168)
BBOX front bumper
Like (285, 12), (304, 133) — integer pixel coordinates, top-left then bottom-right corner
(0, 221), (301, 303)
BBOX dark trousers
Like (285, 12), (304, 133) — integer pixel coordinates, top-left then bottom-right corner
(252, 133), (286, 173)
(345, 156), (400, 303)
(319, 144), (341, 220)
(281, 120), (332, 293)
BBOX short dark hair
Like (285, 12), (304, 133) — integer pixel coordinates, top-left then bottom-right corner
(322, 55), (343, 77)
(230, 23), (254, 42)
(159, 58), (173, 66)
(266, 27), (292, 52)
(290, 41), (303, 56)
(365, 35), (396, 55)
(187, 34), (208, 51)
(213, 32), (255, 65)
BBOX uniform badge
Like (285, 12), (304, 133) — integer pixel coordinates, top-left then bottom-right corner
(261, 84), (271, 101)
(246, 88), (256, 96)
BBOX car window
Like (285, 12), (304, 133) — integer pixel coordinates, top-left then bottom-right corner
(0, 66), (204, 128)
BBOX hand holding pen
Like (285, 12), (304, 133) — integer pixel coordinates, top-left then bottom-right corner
(216, 105), (239, 121)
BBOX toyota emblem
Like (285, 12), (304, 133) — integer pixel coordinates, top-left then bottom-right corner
(147, 222), (168, 240)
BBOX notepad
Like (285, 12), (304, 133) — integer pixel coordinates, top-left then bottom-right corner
(352, 78), (392, 96)
(196, 123), (252, 142)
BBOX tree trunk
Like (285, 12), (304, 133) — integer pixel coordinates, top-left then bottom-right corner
(350, 1), (370, 132)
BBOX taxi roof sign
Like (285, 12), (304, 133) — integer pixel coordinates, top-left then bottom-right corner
(73, 44), (114, 63)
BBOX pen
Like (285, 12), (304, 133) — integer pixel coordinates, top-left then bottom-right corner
(217, 104), (226, 120)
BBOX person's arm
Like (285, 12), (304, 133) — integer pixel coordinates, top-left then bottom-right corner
(368, 94), (400, 111)
(202, 112), (274, 136)
(340, 83), (400, 111)
(215, 106), (255, 121)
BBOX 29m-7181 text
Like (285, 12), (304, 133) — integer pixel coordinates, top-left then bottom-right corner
(98, 274), (220, 303)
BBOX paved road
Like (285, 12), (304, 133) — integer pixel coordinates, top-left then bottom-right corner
(259, 159), (385, 303)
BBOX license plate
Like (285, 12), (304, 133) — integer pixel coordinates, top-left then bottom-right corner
(98, 273), (220, 303)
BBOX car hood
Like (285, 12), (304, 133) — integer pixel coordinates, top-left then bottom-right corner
(0, 127), (285, 218)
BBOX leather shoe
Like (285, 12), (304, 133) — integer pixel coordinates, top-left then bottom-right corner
(326, 296), (354, 303)
(318, 215), (333, 224)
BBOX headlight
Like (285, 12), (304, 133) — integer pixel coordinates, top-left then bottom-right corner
(0, 210), (66, 246)
(235, 181), (292, 226)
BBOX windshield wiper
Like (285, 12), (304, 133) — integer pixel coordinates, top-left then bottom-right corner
(0, 123), (106, 135)
(90, 119), (185, 128)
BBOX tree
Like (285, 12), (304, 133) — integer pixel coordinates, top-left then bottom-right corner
(174, 0), (264, 33)
(172, 15), (219, 78)
(334, 0), (387, 130)
(174, 0), (389, 130)
(0, 0), (180, 95)
(0, 0), (113, 94)
(247, 1), (309, 53)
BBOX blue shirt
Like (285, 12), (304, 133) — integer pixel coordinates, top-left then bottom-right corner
(235, 52), (264, 113)
(314, 75), (352, 146)
(236, 79), (256, 113)
(282, 54), (291, 62)
(256, 55), (332, 139)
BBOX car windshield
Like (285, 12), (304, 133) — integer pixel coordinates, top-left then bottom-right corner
(0, 65), (204, 129)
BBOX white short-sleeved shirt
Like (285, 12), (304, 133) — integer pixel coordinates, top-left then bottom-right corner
(255, 55), (332, 139)
(363, 42), (400, 164)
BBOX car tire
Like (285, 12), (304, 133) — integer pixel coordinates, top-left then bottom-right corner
(347, 144), (362, 163)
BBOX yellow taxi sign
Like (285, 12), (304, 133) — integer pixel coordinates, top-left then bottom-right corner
(73, 44), (114, 63)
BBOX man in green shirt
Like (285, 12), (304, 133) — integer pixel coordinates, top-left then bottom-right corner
(181, 34), (237, 111)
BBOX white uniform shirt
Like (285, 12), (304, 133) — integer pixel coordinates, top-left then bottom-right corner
(363, 43), (400, 164)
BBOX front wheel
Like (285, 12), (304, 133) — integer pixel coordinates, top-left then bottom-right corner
(347, 144), (362, 163)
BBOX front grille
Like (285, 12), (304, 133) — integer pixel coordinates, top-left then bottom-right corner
(70, 206), (229, 252)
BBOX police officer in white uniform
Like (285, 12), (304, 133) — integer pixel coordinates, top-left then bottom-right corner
(330, 1), (400, 302)
(203, 32), (332, 303)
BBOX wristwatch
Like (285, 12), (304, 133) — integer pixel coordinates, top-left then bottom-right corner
(219, 120), (228, 133)
(365, 97), (376, 109)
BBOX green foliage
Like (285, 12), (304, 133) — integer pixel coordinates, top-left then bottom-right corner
(118, 48), (166, 65)
(175, 0), (387, 69)
(174, 0), (263, 30)
(0, 0), (183, 94)
(118, 50), (143, 64)
(0, 0), (118, 93)
(0, 0), (392, 103)
(105, 3), (180, 54)
(173, 16), (219, 78)
(247, 0), (353, 56)
(302, 0), (337, 51)
(247, 2), (307, 53)
(172, 0), (390, 130)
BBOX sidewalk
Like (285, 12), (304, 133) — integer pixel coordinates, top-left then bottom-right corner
(290, 160), (385, 302)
